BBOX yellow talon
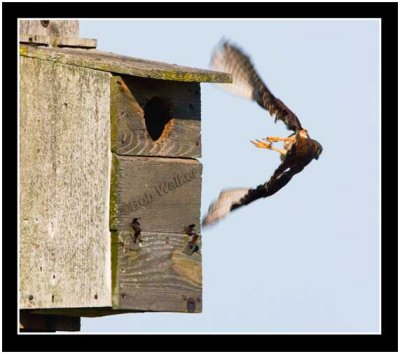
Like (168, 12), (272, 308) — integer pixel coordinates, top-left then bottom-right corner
(265, 136), (296, 143)
(250, 139), (272, 149)
(265, 136), (279, 143)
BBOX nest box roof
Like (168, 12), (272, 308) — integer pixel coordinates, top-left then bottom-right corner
(19, 44), (232, 83)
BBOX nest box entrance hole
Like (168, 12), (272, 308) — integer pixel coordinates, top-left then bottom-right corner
(144, 97), (172, 141)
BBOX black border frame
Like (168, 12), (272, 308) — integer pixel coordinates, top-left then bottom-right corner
(3, 2), (397, 352)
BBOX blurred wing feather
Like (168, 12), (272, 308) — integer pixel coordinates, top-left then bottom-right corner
(203, 162), (301, 227)
(202, 188), (250, 226)
(210, 40), (302, 132)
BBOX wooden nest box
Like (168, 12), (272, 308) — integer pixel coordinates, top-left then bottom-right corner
(19, 20), (231, 322)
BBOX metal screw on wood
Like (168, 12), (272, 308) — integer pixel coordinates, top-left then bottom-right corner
(131, 217), (142, 244)
(128, 217), (142, 251)
(181, 224), (200, 256)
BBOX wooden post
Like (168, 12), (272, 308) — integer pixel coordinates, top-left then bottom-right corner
(19, 19), (97, 48)
(20, 310), (80, 332)
(19, 20), (79, 38)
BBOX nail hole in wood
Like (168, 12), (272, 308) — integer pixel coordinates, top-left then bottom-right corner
(94, 294), (98, 300)
(144, 97), (172, 141)
(186, 298), (196, 313)
(51, 295), (55, 303)
(40, 20), (50, 28)
(29, 295), (33, 301)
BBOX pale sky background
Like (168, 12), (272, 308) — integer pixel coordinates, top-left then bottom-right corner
(79, 19), (380, 333)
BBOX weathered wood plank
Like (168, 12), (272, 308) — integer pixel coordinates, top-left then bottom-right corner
(111, 75), (201, 158)
(110, 155), (202, 234)
(19, 310), (80, 332)
(19, 34), (97, 49)
(19, 44), (232, 83)
(19, 20), (79, 38)
(19, 57), (112, 309)
(112, 231), (202, 312)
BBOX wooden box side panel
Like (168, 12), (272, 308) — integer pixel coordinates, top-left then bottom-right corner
(110, 155), (203, 312)
(111, 76), (201, 158)
(19, 57), (112, 309)
(112, 231), (202, 313)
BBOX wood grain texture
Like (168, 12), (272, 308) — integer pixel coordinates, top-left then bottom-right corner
(20, 310), (80, 332)
(19, 34), (97, 49)
(19, 20), (79, 38)
(19, 56), (112, 309)
(112, 231), (202, 312)
(110, 155), (202, 234)
(111, 75), (201, 158)
(19, 44), (232, 83)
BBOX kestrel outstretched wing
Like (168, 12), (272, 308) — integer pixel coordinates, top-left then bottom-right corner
(202, 161), (303, 227)
(210, 40), (303, 132)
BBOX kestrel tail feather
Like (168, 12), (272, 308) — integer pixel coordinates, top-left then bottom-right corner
(202, 188), (250, 226)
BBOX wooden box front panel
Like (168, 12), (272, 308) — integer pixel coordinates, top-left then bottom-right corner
(112, 231), (202, 313)
(110, 155), (202, 312)
(110, 155), (202, 232)
(110, 75), (201, 158)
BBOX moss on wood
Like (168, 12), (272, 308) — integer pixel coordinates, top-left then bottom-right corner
(19, 44), (232, 83)
(109, 154), (120, 232)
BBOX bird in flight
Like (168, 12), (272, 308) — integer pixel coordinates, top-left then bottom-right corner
(202, 40), (323, 226)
